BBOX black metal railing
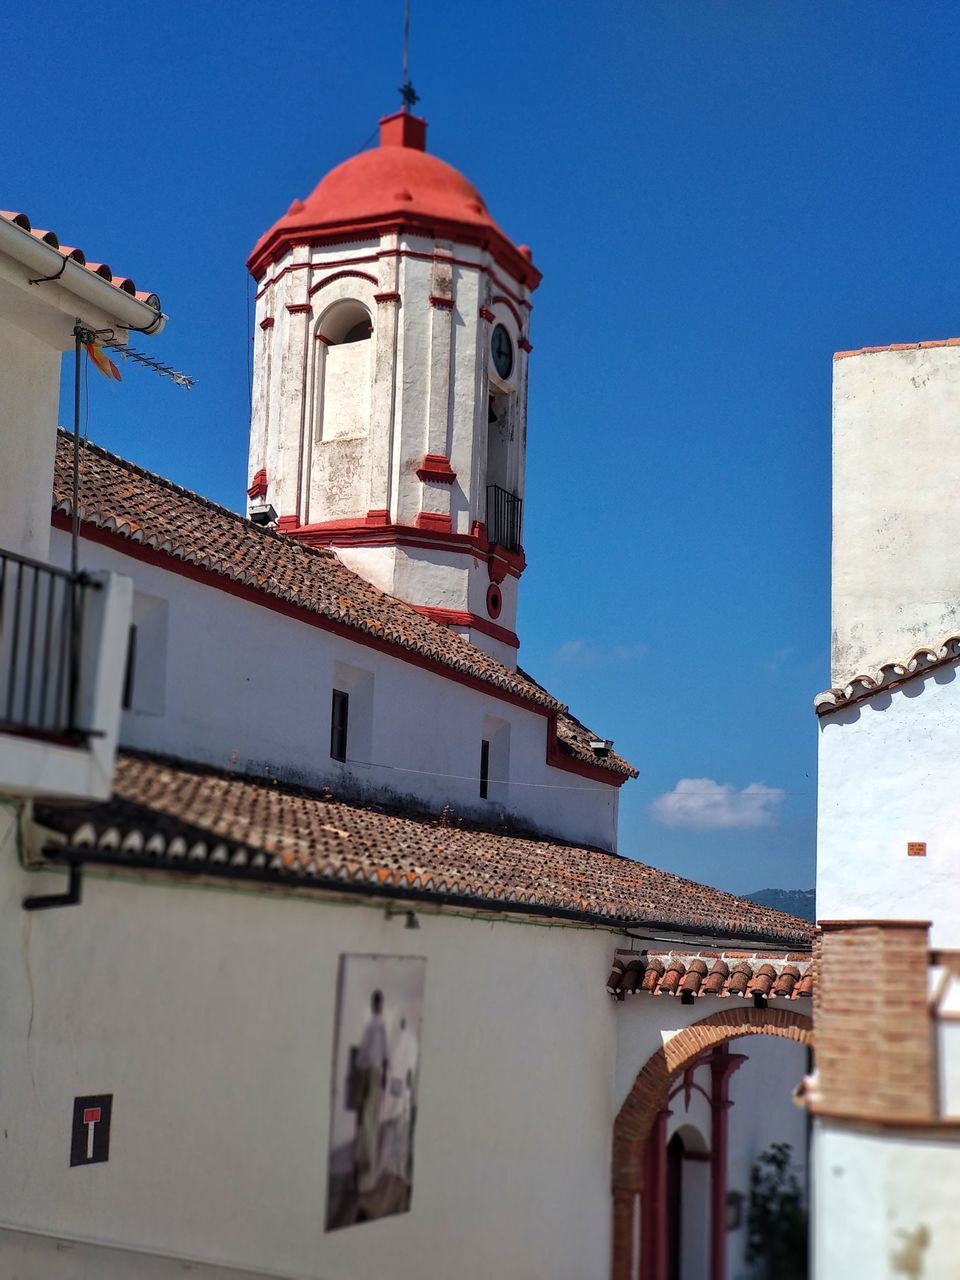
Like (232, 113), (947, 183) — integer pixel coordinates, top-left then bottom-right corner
(0, 547), (99, 742)
(486, 484), (523, 553)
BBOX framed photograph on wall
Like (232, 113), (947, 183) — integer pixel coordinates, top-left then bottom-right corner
(326, 954), (426, 1231)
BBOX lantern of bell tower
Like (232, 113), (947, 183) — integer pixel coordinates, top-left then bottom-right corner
(246, 110), (540, 669)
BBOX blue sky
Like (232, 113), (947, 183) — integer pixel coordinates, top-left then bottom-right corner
(8, 2), (957, 895)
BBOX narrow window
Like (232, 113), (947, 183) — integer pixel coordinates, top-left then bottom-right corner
(479, 739), (490, 799)
(331, 688), (349, 762)
(122, 624), (138, 711)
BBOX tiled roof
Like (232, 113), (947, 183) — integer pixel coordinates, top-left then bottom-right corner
(33, 752), (813, 945)
(0, 210), (161, 311)
(53, 432), (634, 778)
(607, 947), (814, 1000)
(814, 634), (960, 715)
(834, 336), (960, 361)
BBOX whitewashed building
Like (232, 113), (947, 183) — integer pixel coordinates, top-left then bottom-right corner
(809, 338), (960, 1278)
(0, 114), (813, 1280)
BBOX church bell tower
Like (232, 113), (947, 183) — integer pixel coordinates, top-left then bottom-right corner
(246, 110), (540, 669)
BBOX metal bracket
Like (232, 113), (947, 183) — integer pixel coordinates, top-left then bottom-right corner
(23, 862), (83, 911)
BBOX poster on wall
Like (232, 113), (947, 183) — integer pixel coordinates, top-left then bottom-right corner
(326, 953), (426, 1231)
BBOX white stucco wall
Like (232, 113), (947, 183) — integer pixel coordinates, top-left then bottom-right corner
(0, 314), (60, 561)
(832, 344), (960, 683)
(48, 527), (620, 852)
(817, 667), (960, 946)
(813, 1124), (960, 1277)
(0, 854), (618, 1280)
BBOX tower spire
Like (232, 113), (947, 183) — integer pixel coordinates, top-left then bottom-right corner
(399, 0), (419, 110)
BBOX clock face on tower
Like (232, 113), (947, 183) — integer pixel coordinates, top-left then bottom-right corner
(491, 324), (513, 381)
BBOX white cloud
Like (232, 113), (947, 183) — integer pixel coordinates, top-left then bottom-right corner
(551, 638), (647, 668)
(649, 778), (785, 831)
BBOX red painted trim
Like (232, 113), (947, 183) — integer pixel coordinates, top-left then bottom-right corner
(486, 583), (503, 619)
(374, 290), (401, 304)
(479, 306), (495, 323)
(518, 337), (533, 353)
(415, 454), (457, 484)
(414, 606), (519, 650)
(249, 216), (540, 294)
(285, 517), (526, 578)
(545, 710), (630, 786)
(50, 512), (621, 789)
(315, 333), (333, 344)
(491, 294), (524, 330)
(285, 302), (312, 314)
(309, 269), (378, 296)
(429, 294), (455, 309)
(414, 511), (452, 532)
(247, 469), (268, 500)
(365, 508), (391, 526)
(259, 316), (275, 330)
(255, 250), (533, 312)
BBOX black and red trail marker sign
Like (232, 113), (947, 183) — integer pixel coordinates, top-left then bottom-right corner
(70, 1094), (112, 1167)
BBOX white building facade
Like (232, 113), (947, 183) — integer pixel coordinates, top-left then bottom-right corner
(812, 339), (960, 1278)
(0, 120), (814, 1280)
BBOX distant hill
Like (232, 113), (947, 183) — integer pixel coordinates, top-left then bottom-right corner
(744, 888), (816, 923)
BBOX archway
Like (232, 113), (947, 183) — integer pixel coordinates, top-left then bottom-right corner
(612, 1007), (814, 1280)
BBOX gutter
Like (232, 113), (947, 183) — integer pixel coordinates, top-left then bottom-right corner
(29, 844), (814, 949)
(0, 216), (166, 335)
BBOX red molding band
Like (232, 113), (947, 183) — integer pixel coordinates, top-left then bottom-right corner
(414, 605), (518, 650)
(259, 316), (275, 330)
(309, 269), (378, 296)
(414, 511), (452, 533)
(285, 302), (312, 314)
(246, 469), (268, 501)
(256, 250), (533, 312)
(429, 294), (455, 310)
(415, 454), (457, 484)
(249, 215), (540, 294)
(284, 516), (526, 578)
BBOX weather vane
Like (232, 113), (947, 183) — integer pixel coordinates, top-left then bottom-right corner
(399, 0), (419, 110)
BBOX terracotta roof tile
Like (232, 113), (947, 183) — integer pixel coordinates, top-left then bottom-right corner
(0, 210), (161, 312)
(834, 337), (960, 361)
(33, 752), (812, 944)
(606, 947), (814, 1000)
(814, 633), (960, 715)
(53, 432), (636, 778)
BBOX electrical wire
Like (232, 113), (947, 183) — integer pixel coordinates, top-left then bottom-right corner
(343, 754), (623, 791)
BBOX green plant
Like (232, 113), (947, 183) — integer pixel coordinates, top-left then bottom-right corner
(745, 1142), (808, 1280)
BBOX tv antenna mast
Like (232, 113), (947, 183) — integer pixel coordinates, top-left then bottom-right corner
(399, 0), (419, 109)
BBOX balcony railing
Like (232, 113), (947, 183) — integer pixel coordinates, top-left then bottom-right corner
(486, 484), (523, 553)
(0, 546), (100, 743)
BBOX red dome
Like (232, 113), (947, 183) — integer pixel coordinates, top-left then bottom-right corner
(248, 112), (539, 290)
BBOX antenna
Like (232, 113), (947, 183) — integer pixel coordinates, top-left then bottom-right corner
(399, 0), (419, 110)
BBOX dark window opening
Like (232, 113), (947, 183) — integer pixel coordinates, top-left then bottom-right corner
(331, 688), (349, 762)
(341, 319), (373, 344)
(122, 624), (138, 711)
(480, 739), (490, 799)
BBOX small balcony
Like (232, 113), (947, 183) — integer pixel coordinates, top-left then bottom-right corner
(486, 484), (523, 553)
(0, 545), (132, 801)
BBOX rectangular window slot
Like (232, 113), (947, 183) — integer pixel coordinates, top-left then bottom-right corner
(330, 688), (349, 762)
(121, 624), (138, 711)
(480, 739), (490, 799)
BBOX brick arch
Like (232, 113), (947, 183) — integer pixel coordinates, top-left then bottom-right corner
(611, 1007), (813, 1280)
(614, 1007), (813, 1188)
